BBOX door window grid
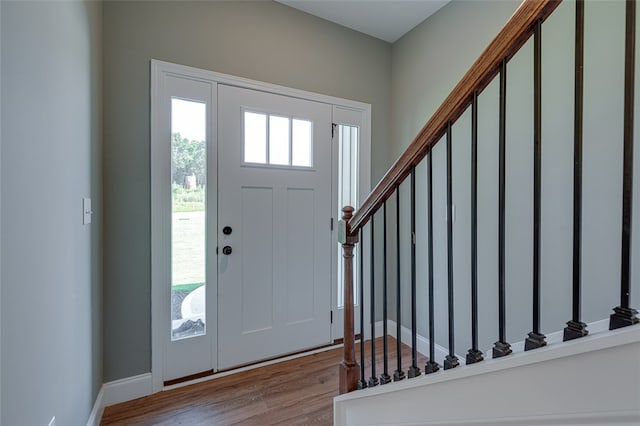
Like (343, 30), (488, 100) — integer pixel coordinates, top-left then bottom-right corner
(243, 110), (313, 168)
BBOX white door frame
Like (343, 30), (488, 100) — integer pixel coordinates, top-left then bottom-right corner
(150, 59), (370, 392)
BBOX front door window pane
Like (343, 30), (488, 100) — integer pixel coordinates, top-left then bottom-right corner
(244, 112), (267, 164)
(171, 98), (207, 340)
(269, 115), (290, 165)
(292, 119), (312, 167)
(243, 111), (313, 168)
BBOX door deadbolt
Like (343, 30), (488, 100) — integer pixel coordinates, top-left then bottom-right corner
(222, 245), (233, 255)
(223, 226), (233, 235)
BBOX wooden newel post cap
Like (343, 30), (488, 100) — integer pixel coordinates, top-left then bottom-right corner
(339, 206), (356, 245)
(342, 206), (354, 221)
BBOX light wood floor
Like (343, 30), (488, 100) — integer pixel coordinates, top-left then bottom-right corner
(101, 337), (427, 426)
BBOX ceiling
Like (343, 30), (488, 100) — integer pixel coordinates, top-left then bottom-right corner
(276, 0), (450, 43)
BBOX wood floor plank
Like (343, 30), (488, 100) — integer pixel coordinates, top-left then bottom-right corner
(101, 337), (427, 425)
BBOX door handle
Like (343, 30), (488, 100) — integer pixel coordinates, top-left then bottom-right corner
(222, 246), (233, 255)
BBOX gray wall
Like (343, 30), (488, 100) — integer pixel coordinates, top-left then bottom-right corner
(0, 1), (103, 425)
(390, 0), (640, 356)
(103, 0), (391, 381)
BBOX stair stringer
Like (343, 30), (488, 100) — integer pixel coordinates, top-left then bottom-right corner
(334, 325), (640, 426)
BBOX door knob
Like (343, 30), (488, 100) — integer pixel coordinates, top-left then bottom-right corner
(223, 226), (233, 235)
(222, 246), (233, 255)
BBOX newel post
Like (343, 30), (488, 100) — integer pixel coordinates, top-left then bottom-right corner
(339, 206), (359, 394)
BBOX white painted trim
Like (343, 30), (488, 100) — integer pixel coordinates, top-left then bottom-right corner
(85, 387), (104, 426)
(336, 324), (640, 402)
(0, 3), (3, 423)
(152, 60), (371, 112)
(341, 409), (640, 426)
(150, 59), (372, 392)
(86, 374), (152, 424)
(102, 373), (153, 407)
(150, 60), (166, 393)
(335, 325), (640, 425)
(373, 320), (462, 365)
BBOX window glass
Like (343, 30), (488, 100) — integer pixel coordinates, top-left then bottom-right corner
(171, 98), (207, 339)
(337, 124), (360, 307)
(244, 112), (267, 164)
(243, 111), (313, 168)
(292, 119), (312, 167)
(269, 115), (290, 166)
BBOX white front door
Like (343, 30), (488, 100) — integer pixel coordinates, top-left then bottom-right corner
(217, 85), (333, 369)
(152, 60), (371, 390)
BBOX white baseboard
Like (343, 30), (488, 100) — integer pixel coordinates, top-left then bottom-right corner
(373, 320), (459, 365)
(86, 387), (104, 426)
(86, 373), (152, 425)
(103, 373), (153, 407)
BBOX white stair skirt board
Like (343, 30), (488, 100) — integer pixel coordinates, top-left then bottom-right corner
(335, 324), (640, 426)
(372, 320), (462, 365)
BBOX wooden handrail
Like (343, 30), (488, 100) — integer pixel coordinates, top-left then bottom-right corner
(340, 0), (562, 395)
(347, 0), (561, 235)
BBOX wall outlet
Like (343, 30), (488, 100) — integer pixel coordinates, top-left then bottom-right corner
(48, 416), (56, 426)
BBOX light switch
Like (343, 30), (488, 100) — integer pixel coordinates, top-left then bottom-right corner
(83, 198), (93, 225)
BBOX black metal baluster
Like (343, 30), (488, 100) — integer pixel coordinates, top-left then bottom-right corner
(394, 188), (406, 381)
(408, 167), (422, 378)
(369, 217), (379, 387)
(493, 59), (513, 358)
(380, 202), (391, 384)
(444, 122), (460, 370)
(565, 0), (589, 341)
(358, 228), (367, 389)
(425, 146), (440, 374)
(611, 0), (640, 329)
(467, 93), (484, 365)
(526, 19), (547, 351)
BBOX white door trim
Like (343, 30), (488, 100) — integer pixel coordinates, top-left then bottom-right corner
(150, 59), (371, 393)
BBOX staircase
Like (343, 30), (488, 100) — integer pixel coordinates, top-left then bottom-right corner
(335, 324), (639, 425)
(335, 0), (640, 424)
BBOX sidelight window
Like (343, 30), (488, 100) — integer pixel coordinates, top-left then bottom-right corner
(337, 124), (360, 308)
(170, 97), (207, 340)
